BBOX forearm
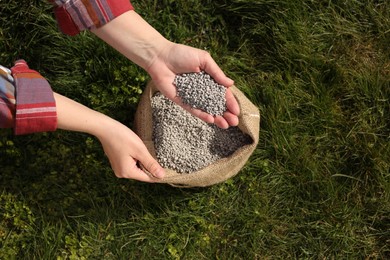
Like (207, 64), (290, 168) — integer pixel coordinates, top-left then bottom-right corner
(54, 93), (112, 139)
(54, 92), (165, 180)
(91, 10), (171, 71)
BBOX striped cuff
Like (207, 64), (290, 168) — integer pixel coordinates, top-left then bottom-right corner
(51, 0), (134, 36)
(11, 60), (57, 135)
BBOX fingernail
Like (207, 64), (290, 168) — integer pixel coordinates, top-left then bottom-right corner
(226, 78), (234, 87)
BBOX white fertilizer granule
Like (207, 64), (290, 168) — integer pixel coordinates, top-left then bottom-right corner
(151, 93), (252, 173)
(173, 71), (227, 116)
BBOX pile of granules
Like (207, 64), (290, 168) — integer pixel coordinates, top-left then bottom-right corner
(173, 71), (226, 116)
(151, 93), (252, 173)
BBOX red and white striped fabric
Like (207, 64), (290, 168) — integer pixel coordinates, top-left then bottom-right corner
(50, 0), (134, 35)
(10, 60), (57, 135)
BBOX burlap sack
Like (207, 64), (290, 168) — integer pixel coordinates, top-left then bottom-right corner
(134, 81), (260, 187)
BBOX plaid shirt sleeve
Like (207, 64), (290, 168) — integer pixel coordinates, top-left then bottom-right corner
(0, 60), (58, 135)
(49, 0), (134, 36)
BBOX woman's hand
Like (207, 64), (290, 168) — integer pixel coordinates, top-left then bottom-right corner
(96, 119), (164, 182)
(54, 93), (164, 182)
(146, 43), (240, 129)
(92, 11), (240, 129)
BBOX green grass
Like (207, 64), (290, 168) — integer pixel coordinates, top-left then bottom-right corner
(1, 0), (389, 258)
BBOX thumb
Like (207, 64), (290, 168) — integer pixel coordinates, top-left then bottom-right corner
(139, 153), (165, 179)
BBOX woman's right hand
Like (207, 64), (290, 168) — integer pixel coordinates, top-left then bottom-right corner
(54, 93), (165, 182)
(96, 119), (165, 182)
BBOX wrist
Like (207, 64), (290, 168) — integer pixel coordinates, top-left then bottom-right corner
(91, 10), (171, 71)
(55, 93), (114, 137)
(89, 115), (120, 141)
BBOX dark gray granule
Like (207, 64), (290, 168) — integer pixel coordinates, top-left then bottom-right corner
(173, 71), (226, 116)
(151, 93), (252, 174)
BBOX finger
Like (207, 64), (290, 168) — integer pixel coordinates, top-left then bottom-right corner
(137, 152), (165, 179)
(214, 116), (229, 129)
(112, 158), (156, 182)
(226, 88), (240, 116)
(157, 79), (220, 126)
(172, 95), (215, 124)
(199, 51), (234, 87)
(223, 111), (239, 127)
(127, 164), (158, 182)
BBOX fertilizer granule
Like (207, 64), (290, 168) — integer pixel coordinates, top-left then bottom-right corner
(173, 71), (226, 116)
(151, 93), (252, 173)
